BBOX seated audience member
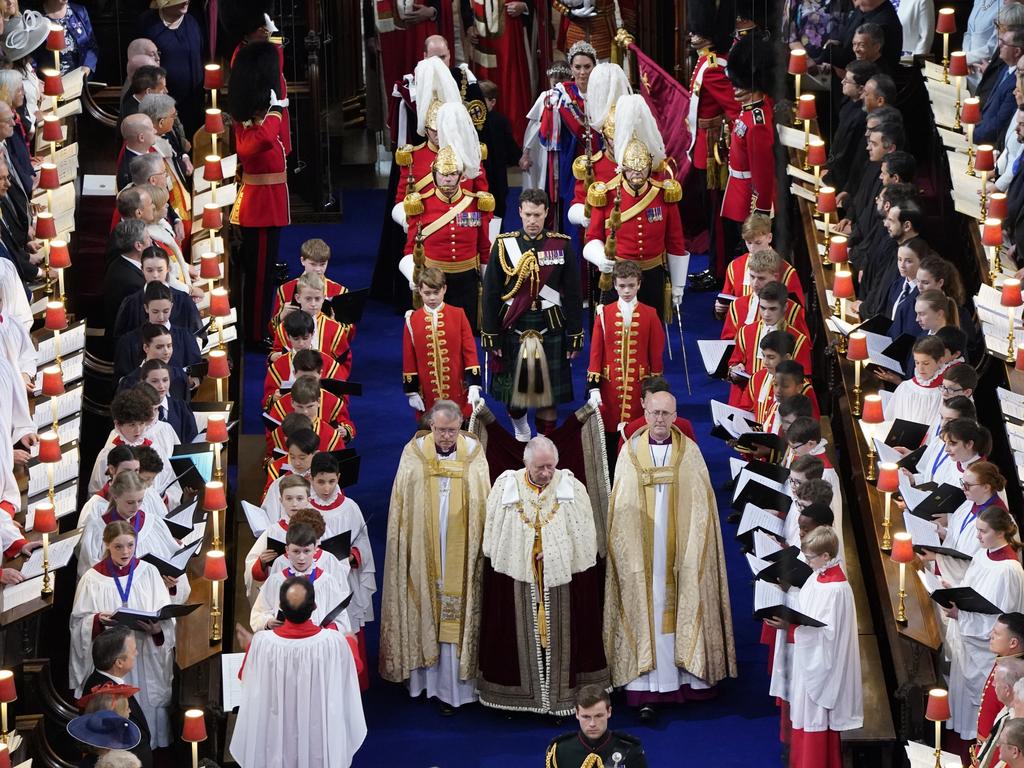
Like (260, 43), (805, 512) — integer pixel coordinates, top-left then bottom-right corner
(116, 114), (157, 191)
(114, 248), (203, 338)
(116, 323), (190, 401)
(884, 238), (928, 339)
(138, 359), (197, 443)
(975, 27), (1024, 145)
(114, 282), (201, 379)
(825, 60), (876, 193)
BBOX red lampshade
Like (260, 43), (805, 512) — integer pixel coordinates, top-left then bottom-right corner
(204, 155), (224, 183)
(38, 163), (59, 190)
(788, 48), (808, 75)
(975, 145), (995, 173)
(847, 332), (868, 361)
(990, 193), (1009, 221)
(807, 139), (826, 168)
(208, 349), (229, 378)
(182, 709), (208, 743)
(961, 97), (981, 125)
(203, 481), (227, 511)
(203, 64), (223, 90)
(833, 270), (855, 300)
(200, 252), (220, 280)
(209, 288), (230, 317)
(936, 7), (956, 34)
(949, 51), (968, 77)
(33, 502), (57, 534)
(829, 235), (849, 264)
(201, 204), (223, 230)
(983, 218), (1004, 247)
(41, 116), (62, 143)
(816, 186), (837, 215)
(1016, 343), (1024, 372)
(205, 108), (224, 135)
(206, 415), (228, 444)
(46, 25), (64, 51)
(38, 432), (60, 463)
(48, 239), (70, 269)
(35, 212), (56, 240)
(877, 462), (900, 493)
(797, 93), (817, 121)
(44, 301), (66, 331)
(1003, 278), (1023, 308)
(40, 366), (63, 397)
(926, 689), (952, 722)
(891, 532), (915, 563)
(42, 70), (63, 98)
(0, 671), (14, 705)
(203, 551), (228, 582)
(862, 394), (884, 424)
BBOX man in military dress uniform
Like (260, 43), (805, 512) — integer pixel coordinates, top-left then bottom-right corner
(546, 685), (647, 768)
(583, 95), (687, 322)
(720, 34), (776, 263)
(481, 188), (582, 441)
(401, 108), (494, 334)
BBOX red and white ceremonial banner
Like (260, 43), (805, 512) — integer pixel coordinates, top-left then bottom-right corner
(627, 42), (692, 183)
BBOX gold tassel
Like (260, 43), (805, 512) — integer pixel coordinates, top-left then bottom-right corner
(653, 159), (667, 173)
(403, 192), (424, 217)
(395, 145), (413, 166)
(586, 182), (607, 208)
(573, 155), (589, 180)
(479, 142), (488, 161)
(475, 191), (495, 212)
(662, 178), (682, 203)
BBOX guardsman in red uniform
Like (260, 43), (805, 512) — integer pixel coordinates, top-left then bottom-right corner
(586, 260), (665, 429)
(391, 58), (489, 231)
(231, 8), (292, 156)
(402, 267), (481, 419)
(720, 34), (776, 264)
(583, 95), (687, 322)
(227, 42), (290, 342)
(974, 614), (1024, 763)
(400, 112), (494, 334)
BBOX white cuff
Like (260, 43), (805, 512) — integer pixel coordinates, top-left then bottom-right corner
(667, 251), (691, 289)
(567, 203), (587, 227)
(399, 254), (416, 284)
(391, 201), (407, 228)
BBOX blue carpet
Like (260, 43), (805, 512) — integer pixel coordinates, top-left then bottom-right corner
(243, 189), (780, 766)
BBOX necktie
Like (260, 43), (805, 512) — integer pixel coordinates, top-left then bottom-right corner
(892, 281), (910, 319)
(159, 405), (166, 421)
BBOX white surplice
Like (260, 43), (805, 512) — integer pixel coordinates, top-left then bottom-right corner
(946, 549), (1024, 738)
(250, 563), (353, 633)
(69, 561), (176, 748)
(789, 561), (863, 732)
(407, 435), (479, 707)
(315, 492), (377, 630)
(0, 259), (32, 331)
(76, 506), (181, 582)
(0, 356), (32, 512)
(624, 442), (711, 694)
(885, 376), (943, 427)
(0, 310), (36, 378)
(88, 422), (181, 508)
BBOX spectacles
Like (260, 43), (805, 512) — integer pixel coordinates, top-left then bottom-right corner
(961, 480), (981, 490)
(645, 409), (675, 419)
(432, 427), (459, 436)
(940, 384), (964, 395)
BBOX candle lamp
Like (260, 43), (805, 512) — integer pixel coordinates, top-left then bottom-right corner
(936, 8), (957, 82)
(788, 48), (808, 126)
(40, 365), (63, 434)
(204, 64), (222, 109)
(817, 186), (837, 256)
(182, 708), (208, 768)
(847, 332), (868, 416)
(209, 288), (230, 349)
(829, 235), (849, 267)
(46, 24), (63, 73)
(203, 481), (227, 549)
(807, 139), (826, 188)
(200, 252), (220, 292)
(48, 239), (70, 303)
(205, 109), (225, 158)
(797, 94), (817, 168)
(833, 269), (854, 321)
(0, 670), (15, 744)
(990, 192), (1009, 221)
(41, 69), (62, 112)
(208, 349), (229, 401)
(976, 144), (995, 218)
(926, 689), (951, 768)
(44, 301), (67, 365)
(204, 155), (224, 206)
(950, 51), (968, 129)
(207, 415), (228, 482)
(1003, 279), (1022, 359)
(962, 98), (981, 173)
(862, 394), (884, 481)
(877, 462), (900, 551)
(204, 551), (228, 643)
(33, 503), (57, 597)
(38, 430), (60, 508)
(983, 217), (1004, 282)
(891, 532), (915, 624)
(42, 115), (62, 163)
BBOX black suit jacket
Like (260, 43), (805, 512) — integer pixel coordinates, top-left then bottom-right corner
(81, 669), (153, 768)
(1007, 163), (1024, 249)
(829, 99), (867, 192)
(832, 3), (903, 71)
(104, 257), (147, 338)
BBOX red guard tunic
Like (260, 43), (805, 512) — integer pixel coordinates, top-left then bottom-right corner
(687, 52), (741, 171)
(231, 107), (289, 228)
(272, 313), (353, 363)
(395, 143), (489, 204)
(587, 301), (666, 426)
(402, 303), (480, 417)
(232, 40), (291, 156)
(264, 392), (354, 453)
(269, 417), (347, 455)
(728, 322), (810, 405)
(722, 253), (805, 304)
(586, 179), (686, 268)
(745, 370), (821, 424)
(404, 187), (493, 273)
(721, 296), (810, 341)
(721, 98), (776, 221)
(272, 277), (346, 322)
(263, 352), (347, 409)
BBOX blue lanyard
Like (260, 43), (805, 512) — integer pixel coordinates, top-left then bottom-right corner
(288, 568), (317, 585)
(932, 449), (949, 476)
(112, 559), (137, 606)
(964, 497), (999, 534)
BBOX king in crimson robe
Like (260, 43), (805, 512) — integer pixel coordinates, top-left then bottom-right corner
(470, 0), (535, 140)
(603, 425), (737, 698)
(378, 431), (490, 706)
(477, 467), (610, 715)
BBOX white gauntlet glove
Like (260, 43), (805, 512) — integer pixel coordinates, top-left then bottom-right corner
(408, 393), (425, 411)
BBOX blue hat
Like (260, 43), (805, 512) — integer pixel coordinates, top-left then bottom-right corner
(67, 711), (142, 750)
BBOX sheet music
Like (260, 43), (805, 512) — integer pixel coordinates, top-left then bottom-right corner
(729, 457), (746, 480)
(754, 579), (799, 612)
(182, 521), (207, 549)
(754, 529), (785, 559)
(28, 445), (78, 496)
(166, 500), (200, 530)
(917, 568), (942, 594)
(863, 331), (905, 374)
(746, 553), (770, 575)
(825, 315), (857, 337)
(1, 574), (44, 612)
(221, 652), (246, 711)
(201, 325), (238, 354)
(698, 340), (733, 376)
(902, 511), (941, 547)
(899, 472), (931, 511)
(193, 154), (238, 192)
(36, 322), (86, 365)
(242, 500), (272, 537)
(33, 383), (84, 429)
(20, 532), (81, 579)
(872, 437), (902, 465)
(738, 467), (786, 493)
(904, 739), (963, 768)
(738, 504), (784, 537)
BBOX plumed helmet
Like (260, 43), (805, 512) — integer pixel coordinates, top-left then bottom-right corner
(586, 63), (632, 138)
(613, 94), (666, 173)
(434, 102), (481, 179)
(414, 57), (461, 136)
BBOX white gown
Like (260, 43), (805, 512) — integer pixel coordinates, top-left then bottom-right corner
(884, 375), (944, 427)
(0, 259), (33, 331)
(76, 507), (181, 583)
(945, 548), (1024, 738)
(229, 626), (366, 768)
(790, 561), (863, 733)
(0, 309), (36, 379)
(314, 492), (377, 629)
(0, 356), (32, 512)
(88, 423), (181, 509)
(250, 564), (353, 632)
(69, 561), (177, 748)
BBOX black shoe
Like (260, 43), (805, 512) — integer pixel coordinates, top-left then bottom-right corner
(436, 700), (455, 717)
(687, 269), (719, 292)
(639, 705), (657, 722)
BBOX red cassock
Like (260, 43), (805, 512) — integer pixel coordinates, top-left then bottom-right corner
(264, 392), (353, 454)
(271, 277), (347, 322)
(395, 143), (489, 204)
(403, 187), (493, 268)
(722, 253), (806, 305)
(269, 417), (347, 455)
(263, 352), (348, 409)
(688, 53), (741, 171)
(263, 454), (290, 498)
(231, 108), (290, 228)
(401, 304), (481, 417)
(721, 98), (776, 222)
(727, 322), (810, 406)
(721, 296), (810, 341)
(587, 302), (666, 426)
(586, 181), (686, 265)
(471, 2), (533, 140)
(272, 313), (353, 362)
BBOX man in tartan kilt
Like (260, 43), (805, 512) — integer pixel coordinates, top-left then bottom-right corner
(481, 188), (583, 441)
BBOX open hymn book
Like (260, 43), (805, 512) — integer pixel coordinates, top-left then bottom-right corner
(753, 580), (826, 627)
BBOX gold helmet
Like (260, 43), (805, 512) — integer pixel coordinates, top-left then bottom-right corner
(424, 98), (444, 133)
(603, 104), (617, 143)
(621, 136), (652, 174)
(613, 95), (667, 174)
(432, 145), (462, 176)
